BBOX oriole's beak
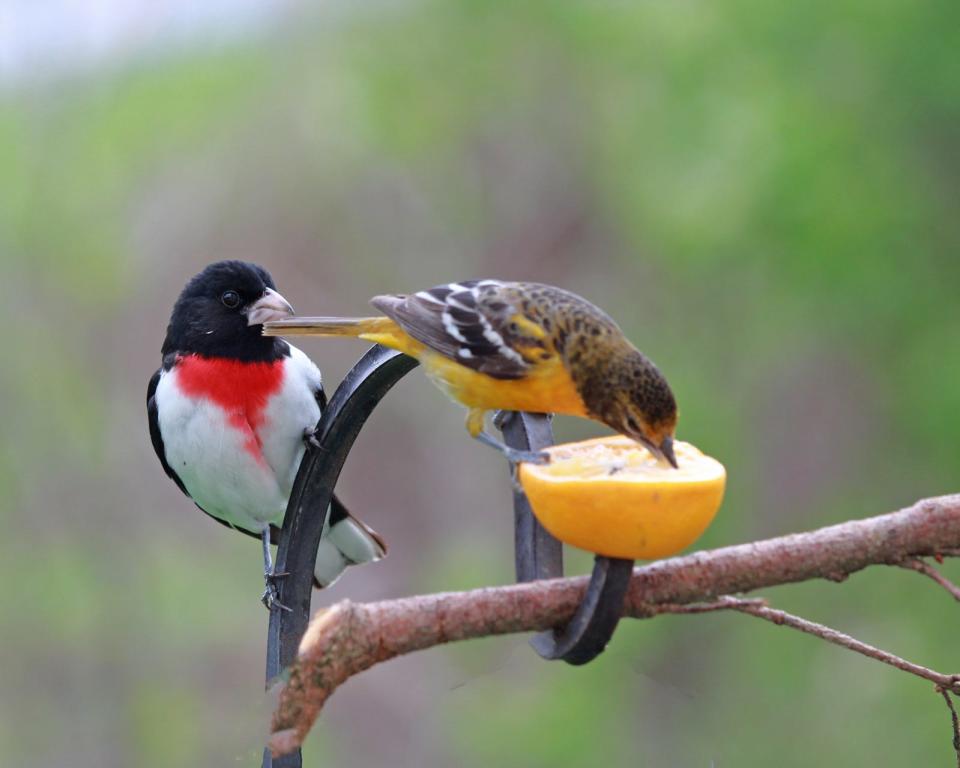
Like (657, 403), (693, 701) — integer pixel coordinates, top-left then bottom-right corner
(660, 435), (679, 469)
(246, 288), (294, 326)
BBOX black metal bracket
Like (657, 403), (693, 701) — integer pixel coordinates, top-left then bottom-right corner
(497, 411), (635, 666)
(263, 345), (418, 768)
(262, 349), (632, 765)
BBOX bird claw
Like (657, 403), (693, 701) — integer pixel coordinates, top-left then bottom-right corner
(475, 429), (550, 466)
(262, 571), (292, 612)
(261, 588), (291, 613)
(302, 426), (322, 450)
(504, 447), (550, 492)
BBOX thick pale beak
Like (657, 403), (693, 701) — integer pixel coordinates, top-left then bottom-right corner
(246, 288), (294, 326)
(660, 435), (679, 469)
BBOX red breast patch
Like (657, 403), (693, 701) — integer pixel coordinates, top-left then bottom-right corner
(175, 355), (284, 462)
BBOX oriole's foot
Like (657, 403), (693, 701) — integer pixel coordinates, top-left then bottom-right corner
(502, 446), (550, 465)
(303, 426), (322, 450)
(261, 571), (292, 613)
(474, 430), (550, 465)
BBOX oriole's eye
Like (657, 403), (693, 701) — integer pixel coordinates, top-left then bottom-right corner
(625, 415), (641, 433)
(221, 290), (240, 308)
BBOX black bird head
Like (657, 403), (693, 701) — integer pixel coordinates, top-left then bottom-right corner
(162, 260), (295, 361)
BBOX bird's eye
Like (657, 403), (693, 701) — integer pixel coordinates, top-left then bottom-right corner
(625, 415), (641, 433)
(221, 290), (240, 308)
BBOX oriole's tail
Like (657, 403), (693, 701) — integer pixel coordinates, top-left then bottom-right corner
(262, 316), (393, 338)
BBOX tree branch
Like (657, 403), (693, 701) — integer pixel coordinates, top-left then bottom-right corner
(897, 557), (960, 602)
(269, 493), (960, 756)
(718, 596), (960, 691)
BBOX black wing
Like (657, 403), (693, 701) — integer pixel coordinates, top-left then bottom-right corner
(371, 279), (532, 380)
(314, 380), (327, 411)
(147, 364), (189, 497)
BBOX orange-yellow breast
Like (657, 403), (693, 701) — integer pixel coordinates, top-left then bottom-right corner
(358, 324), (589, 417)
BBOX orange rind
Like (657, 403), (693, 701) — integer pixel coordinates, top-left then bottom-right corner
(518, 436), (725, 559)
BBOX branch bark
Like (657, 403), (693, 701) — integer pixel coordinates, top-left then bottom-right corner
(269, 493), (960, 756)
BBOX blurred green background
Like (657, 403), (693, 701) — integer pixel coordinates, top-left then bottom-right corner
(2, 1), (959, 765)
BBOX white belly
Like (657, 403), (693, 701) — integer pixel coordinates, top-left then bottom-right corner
(259, 347), (323, 496)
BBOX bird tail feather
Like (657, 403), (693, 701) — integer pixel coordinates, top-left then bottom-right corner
(263, 316), (394, 338)
(312, 513), (387, 589)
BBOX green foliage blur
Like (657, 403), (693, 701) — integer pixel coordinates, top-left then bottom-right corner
(2, 2), (959, 766)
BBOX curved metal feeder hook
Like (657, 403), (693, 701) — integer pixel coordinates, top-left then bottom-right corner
(262, 348), (629, 765)
(263, 345), (418, 768)
(497, 411), (635, 666)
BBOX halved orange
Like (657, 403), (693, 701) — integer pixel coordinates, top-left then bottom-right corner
(518, 436), (726, 560)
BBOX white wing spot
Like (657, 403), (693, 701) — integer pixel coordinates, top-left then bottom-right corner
(442, 310), (468, 342)
(478, 316), (526, 365)
(482, 326), (505, 347)
(500, 343), (526, 365)
(447, 296), (476, 312)
(457, 348), (474, 359)
(416, 290), (445, 304)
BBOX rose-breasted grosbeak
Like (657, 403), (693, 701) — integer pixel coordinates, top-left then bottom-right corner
(147, 261), (385, 610)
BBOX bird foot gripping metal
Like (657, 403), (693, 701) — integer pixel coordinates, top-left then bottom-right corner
(263, 347), (634, 767)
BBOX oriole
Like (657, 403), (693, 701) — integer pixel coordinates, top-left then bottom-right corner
(263, 279), (678, 467)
